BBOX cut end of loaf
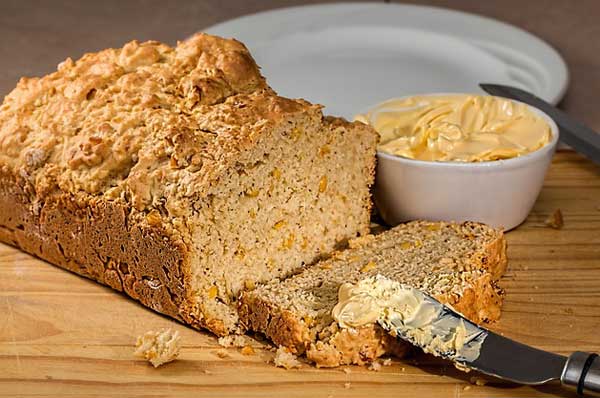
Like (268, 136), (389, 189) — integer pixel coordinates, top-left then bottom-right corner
(182, 110), (378, 335)
(240, 221), (508, 366)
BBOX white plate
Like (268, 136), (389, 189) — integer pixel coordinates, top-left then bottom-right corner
(206, 2), (569, 120)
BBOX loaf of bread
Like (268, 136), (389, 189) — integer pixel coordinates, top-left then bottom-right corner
(0, 34), (378, 335)
(239, 221), (507, 367)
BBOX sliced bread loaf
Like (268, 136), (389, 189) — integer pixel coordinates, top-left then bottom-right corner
(0, 34), (378, 336)
(239, 221), (507, 367)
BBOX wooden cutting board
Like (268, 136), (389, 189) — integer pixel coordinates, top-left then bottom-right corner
(1, 151), (599, 398)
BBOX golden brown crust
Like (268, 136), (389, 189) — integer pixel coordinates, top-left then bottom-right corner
(307, 325), (411, 367)
(0, 166), (190, 323)
(483, 231), (508, 280)
(442, 230), (507, 323)
(0, 33), (312, 214)
(438, 272), (503, 323)
(238, 290), (311, 352)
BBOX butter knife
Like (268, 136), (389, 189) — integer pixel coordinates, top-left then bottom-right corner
(379, 294), (600, 396)
(480, 83), (600, 166)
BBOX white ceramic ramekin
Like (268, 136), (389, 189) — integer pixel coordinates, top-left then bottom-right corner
(373, 94), (559, 231)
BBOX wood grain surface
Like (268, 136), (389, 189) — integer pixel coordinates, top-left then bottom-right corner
(1, 151), (599, 398)
(1, 2), (600, 396)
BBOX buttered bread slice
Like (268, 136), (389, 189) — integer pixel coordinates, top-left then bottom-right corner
(239, 221), (507, 367)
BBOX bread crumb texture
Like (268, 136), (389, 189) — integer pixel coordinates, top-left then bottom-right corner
(274, 346), (302, 369)
(134, 328), (181, 367)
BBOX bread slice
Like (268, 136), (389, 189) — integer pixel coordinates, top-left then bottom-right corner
(239, 221), (507, 367)
(0, 34), (378, 335)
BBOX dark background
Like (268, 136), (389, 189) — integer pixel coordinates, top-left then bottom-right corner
(2, 0), (599, 129)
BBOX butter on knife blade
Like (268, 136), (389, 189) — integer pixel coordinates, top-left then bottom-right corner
(332, 275), (487, 363)
(332, 275), (600, 396)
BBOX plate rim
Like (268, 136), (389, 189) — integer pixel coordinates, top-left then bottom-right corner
(205, 2), (569, 105)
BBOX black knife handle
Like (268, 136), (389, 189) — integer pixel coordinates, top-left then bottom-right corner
(561, 352), (600, 396)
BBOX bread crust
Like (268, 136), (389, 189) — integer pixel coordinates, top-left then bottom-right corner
(307, 325), (412, 367)
(0, 166), (191, 326)
(238, 295), (311, 351)
(483, 229), (508, 280)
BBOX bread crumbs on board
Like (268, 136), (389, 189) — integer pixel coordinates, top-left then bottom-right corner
(274, 346), (301, 369)
(241, 345), (255, 355)
(368, 361), (382, 371)
(134, 328), (181, 368)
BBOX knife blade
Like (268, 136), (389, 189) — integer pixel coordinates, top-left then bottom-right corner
(377, 290), (600, 395)
(468, 323), (566, 385)
(480, 83), (600, 166)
